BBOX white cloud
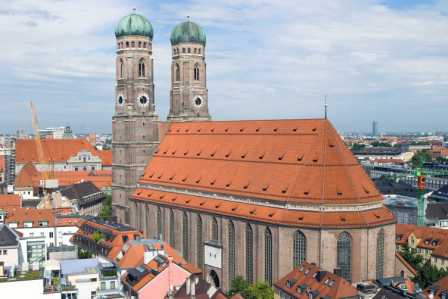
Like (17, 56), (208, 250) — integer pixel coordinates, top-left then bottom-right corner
(0, 0), (446, 133)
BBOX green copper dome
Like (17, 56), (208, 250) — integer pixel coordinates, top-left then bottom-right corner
(170, 21), (206, 46)
(115, 13), (153, 39)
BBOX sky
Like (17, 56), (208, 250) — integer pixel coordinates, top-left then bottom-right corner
(0, 0), (447, 134)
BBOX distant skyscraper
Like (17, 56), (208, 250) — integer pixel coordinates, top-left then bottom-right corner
(372, 121), (379, 137)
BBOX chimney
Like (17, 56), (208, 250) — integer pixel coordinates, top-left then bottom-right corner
(191, 276), (197, 298)
(186, 276), (191, 295)
(144, 251), (152, 264)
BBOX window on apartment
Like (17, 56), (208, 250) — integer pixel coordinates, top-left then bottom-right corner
(2, 250), (6, 255)
(9, 222), (17, 228)
(101, 281), (106, 290)
(111, 281), (115, 289)
(39, 221), (48, 227)
(24, 221), (33, 228)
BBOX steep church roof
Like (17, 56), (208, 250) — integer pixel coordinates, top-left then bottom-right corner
(133, 119), (395, 227)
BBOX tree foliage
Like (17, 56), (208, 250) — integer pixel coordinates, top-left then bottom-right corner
(99, 195), (112, 220)
(78, 248), (92, 259)
(400, 245), (448, 288)
(411, 150), (432, 168)
(228, 276), (274, 299)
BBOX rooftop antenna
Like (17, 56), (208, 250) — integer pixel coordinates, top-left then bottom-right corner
(324, 95), (328, 120)
(132, 7), (136, 13)
(187, 15), (191, 21)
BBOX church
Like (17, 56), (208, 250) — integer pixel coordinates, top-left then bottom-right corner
(111, 12), (396, 291)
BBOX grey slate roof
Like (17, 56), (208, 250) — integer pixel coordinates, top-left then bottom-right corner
(0, 224), (18, 247)
(60, 181), (101, 200)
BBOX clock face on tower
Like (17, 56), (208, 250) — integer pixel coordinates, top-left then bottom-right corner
(193, 96), (203, 107)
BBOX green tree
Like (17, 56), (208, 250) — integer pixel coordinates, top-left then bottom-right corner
(99, 195), (112, 220)
(78, 248), (92, 259)
(228, 277), (274, 299)
(371, 141), (392, 147)
(411, 150), (432, 168)
(92, 231), (103, 243)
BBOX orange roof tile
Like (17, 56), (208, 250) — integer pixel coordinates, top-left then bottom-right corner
(0, 155), (4, 172)
(274, 262), (358, 299)
(15, 166), (111, 189)
(133, 188), (394, 228)
(424, 276), (448, 299)
(396, 224), (448, 258)
(138, 120), (383, 205)
(2, 207), (55, 227)
(0, 194), (21, 208)
(97, 150), (112, 166)
(16, 138), (98, 163)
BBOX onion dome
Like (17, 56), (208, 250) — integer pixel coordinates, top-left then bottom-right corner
(170, 20), (206, 46)
(115, 13), (153, 39)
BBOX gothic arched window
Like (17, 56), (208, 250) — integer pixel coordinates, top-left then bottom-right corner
(246, 223), (254, 283)
(157, 207), (163, 240)
(183, 212), (189, 260)
(138, 59), (145, 77)
(175, 64), (180, 81)
(119, 59), (124, 79)
(170, 209), (176, 248)
(376, 228), (385, 279)
(228, 221), (236, 284)
(197, 215), (203, 268)
(194, 63), (200, 81)
(293, 230), (307, 267)
(211, 217), (218, 241)
(265, 227), (273, 285)
(337, 232), (352, 282)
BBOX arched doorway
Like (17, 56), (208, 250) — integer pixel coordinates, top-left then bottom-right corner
(208, 270), (220, 288)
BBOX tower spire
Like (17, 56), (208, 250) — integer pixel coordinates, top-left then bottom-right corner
(324, 95), (328, 120)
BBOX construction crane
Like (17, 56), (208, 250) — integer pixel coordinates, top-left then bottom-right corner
(29, 101), (58, 209)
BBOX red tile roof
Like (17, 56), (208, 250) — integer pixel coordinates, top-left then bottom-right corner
(138, 120), (383, 205)
(396, 224), (448, 258)
(97, 150), (112, 166)
(15, 138), (98, 163)
(15, 164), (111, 189)
(424, 276), (448, 299)
(0, 155), (4, 172)
(0, 194), (21, 208)
(2, 207), (55, 227)
(133, 189), (394, 228)
(274, 262), (358, 299)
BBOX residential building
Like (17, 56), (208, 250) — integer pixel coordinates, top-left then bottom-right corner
(39, 126), (73, 140)
(396, 224), (448, 269)
(352, 146), (414, 163)
(172, 275), (229, 299)
(58, 181), (106, 216)
(15, 138), (111, 173)
(0, 224), (20, 271)
(424, 276), (448, 299)
(273, 261), (358, 299)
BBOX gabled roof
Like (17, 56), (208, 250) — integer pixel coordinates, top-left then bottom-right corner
(424, 276), (448, 299)
(15, 138), (98, 163)
(60, 181), (101, 200)
(0, 194), (21, 208)
(0, 224), (18, 247)
(396, 224), (448, 258)
(274, 261), (358, 299)
(2, 207), (55, 227)
(138, 119), (383, 205)
(97, 150), (112, 166)
(395, 252), (417, 276)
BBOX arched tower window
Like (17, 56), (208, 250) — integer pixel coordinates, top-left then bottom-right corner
(265, 227), (273, 285)
(183, 212), (189, 260)
(197, 215), (203, 268)
(119, 59), (124, 79)
(228, 221), (236, 284)
(337, 232), (352, 282)
(157, 207), (163, 240)
(211, 217), (219, 241)
(175, 64), (180, 81)
(376, 228), (385, 279)
(138, 59), (145, 77)
(170, 209), (176, 249)
(246, 223), (254, 283)
(194, 63), (200, 81)
(293, 230), (307, 267)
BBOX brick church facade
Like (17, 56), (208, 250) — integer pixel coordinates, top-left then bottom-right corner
(112, 13), (397, 291)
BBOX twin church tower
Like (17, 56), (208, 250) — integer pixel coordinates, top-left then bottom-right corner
(112, 12), (211, 223)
